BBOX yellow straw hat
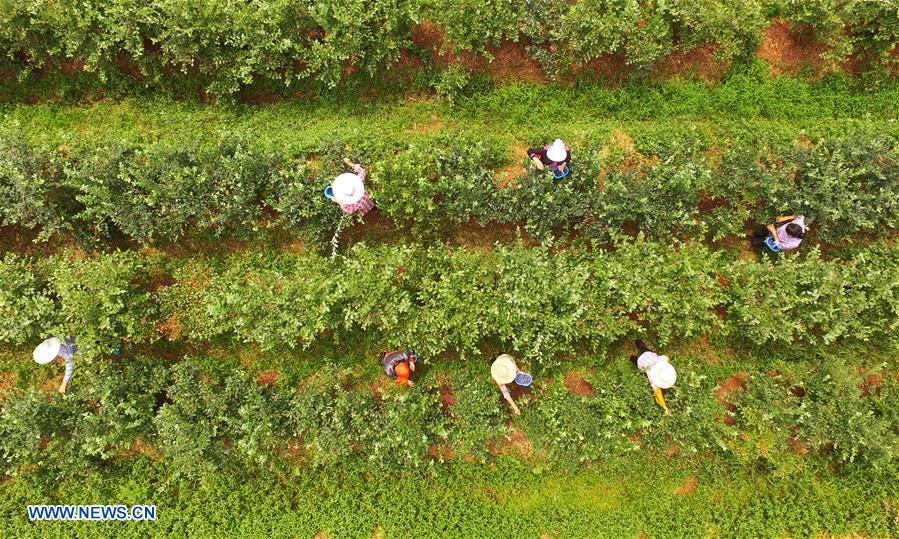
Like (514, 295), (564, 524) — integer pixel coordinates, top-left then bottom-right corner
(491, 354), (517, 384)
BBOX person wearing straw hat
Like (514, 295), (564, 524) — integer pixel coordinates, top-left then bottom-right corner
(491, 354), (531, 415)
(33, 337), (78, 394)
(629, 340), (676, 415)
(379, 349), (418, 387)
(527, 139), (571, 179)
(326, 158), (374, 215)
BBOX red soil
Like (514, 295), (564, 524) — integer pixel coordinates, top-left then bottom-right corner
(716, 372), (749, 425)
(653, 45), (729, 82)
(407, 113), (443, 135)
(564, 370), (595, 397)
(757, 21), (829, 77)
(673, 476), (699, 496)
(715, 372), (749, 405)
(116, 437), (162, 460)
(489, 428), (534, 460)
(573, 53), (631, 87)
(257, 369), (279, 387)
(428, 441), (454, 461)
(438, 384), (456, 413)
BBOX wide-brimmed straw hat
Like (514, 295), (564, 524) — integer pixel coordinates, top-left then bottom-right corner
(331, 173), (365, 205)
(491, 354), (518, 385)
(647, 359), (676, 389)
(546, 139), (568, 162)
(33, 337), (61, 365)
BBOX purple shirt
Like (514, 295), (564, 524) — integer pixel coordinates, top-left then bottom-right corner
(774, 215), (806, 251)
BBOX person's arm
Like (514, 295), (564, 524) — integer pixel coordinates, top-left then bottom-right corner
(506, 395), (521, 415)
(653, 388), (670, 415)
(531, 156), (544, 170)
(774, 215), (796, 224)
(767, 223), (779, 243)
(59, 356), (74, 394)
(343, 157), (354, 168)
(499, 384), (520, 415)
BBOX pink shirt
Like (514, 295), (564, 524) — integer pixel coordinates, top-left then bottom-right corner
(774, 215), (806, 251)
(339, 164), (374, 215)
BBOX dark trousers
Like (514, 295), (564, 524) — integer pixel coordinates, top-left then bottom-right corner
(750, 227), (770, 247)
(630, 340), (652, 365)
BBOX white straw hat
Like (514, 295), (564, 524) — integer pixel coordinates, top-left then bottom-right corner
(546, 139), (567, 162)
(647, 359), (676, 389)
(491, 354), (518, 385)
(33, 337), (62, 365)
(331, 173), (365, 205)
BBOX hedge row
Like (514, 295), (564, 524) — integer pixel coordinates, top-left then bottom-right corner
(2, 239), (897, 362)
(1, 1), (897, 96)
(2, 125), (897, 247)
(1, 352), (896, 481)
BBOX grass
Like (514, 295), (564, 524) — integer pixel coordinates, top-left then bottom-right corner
(3, 72), (898, 157)
(0, 453), (894, 538)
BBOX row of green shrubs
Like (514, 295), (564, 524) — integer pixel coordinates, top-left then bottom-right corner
(2, 239), (897, 363)
(2, 125), (897, 247)
(2, 1), (897, 97)
(1, 351), (895, 483)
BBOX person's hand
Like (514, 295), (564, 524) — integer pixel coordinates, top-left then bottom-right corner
(409, 363), (415, 372)
(513, 406), (521, 416)
(407, 380), (415, 387)
(343, 158), (354, 168)
(532, 157), (544, 170)
(664, 408), (671, 416)
(58, 381), (68, 394)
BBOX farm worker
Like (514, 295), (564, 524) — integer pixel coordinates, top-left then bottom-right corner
(491, 354), (528, 415)
(380, 349), (418, 387)
(528, 139), (571, 178)
(33, 337), (77, 394)
(750, 214), (807, 253)
(630, 340), (676, 416)
(326, 158), (374, 215)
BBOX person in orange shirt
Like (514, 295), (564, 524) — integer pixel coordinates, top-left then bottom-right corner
(379, 349), (418, 387)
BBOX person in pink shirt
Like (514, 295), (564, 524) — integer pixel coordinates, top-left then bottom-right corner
(327, 158), (374, 215)
(750, 214), (807, 253)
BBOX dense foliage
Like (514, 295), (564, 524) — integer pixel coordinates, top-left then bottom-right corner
(1, 351), (896, 484)
(2, 124), (897, 248)
(1, 240), (897, 364)
(0, 0), (896, 97)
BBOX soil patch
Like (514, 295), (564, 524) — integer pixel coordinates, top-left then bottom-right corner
(438, 384), (456, 413)
(427, 441), (454, 461)
(572, 54), (631, 87)
(257, 369), (279, 387)
(564, 370), (594, 397)
(407, 113), (443, 135)
(716, 372), (749, 405)
(757, 20), (829, 77)
(653, 45), (728, 82)
(471, 41), (546, 84)
(451, 221), (525, 251)
(489, 427), (534, 460)
(116, 437), (161, 460)
(673, 476), (698, 496)
(411, 21), (546, 85)
(0, 372), (17, 397)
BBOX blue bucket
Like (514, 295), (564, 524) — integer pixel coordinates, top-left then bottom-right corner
(552, 165), (570, 180)
(323, 186), (335, 200)
(764, 235), (782, 253)
(515, 372), (533, 387)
